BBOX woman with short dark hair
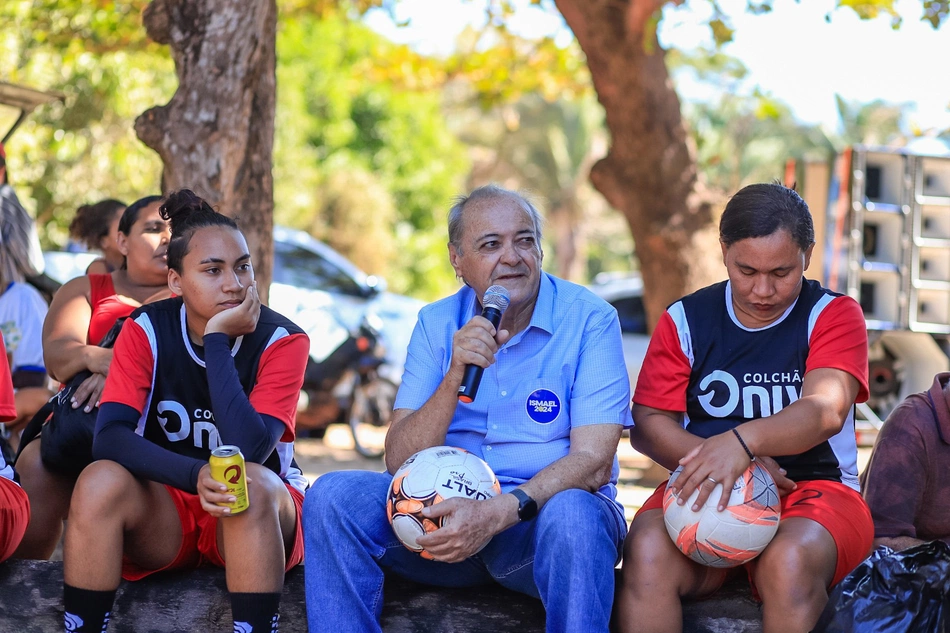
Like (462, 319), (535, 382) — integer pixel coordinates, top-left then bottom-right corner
(616, 183), (873, 633)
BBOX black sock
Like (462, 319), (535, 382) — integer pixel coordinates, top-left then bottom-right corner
(63, 583), (116, 632)
(230, 592), (281, 632)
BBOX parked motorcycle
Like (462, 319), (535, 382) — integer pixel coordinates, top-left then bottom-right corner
(295, 310), (396, 458)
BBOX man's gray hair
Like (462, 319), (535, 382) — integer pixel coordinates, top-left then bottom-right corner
(448, 184), (544, 250)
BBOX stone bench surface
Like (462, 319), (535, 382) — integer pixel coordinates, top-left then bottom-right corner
(0, 559), (762, 632)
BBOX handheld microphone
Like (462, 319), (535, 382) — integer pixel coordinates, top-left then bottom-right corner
(458, 285), (510, 404)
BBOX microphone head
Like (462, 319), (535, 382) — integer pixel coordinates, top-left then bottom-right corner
(482, 285), (510, 312)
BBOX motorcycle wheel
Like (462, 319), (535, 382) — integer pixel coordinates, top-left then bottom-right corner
(349, 376), (397, 459)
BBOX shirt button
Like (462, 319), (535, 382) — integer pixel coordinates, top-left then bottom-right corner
(492, 424), (498, 429)
(501, 391), (507, 396)
(502, 349), (508, 354)
(486, 445), (492, 451)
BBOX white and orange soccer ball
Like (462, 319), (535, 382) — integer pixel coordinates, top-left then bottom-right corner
(663, 462), (781, 568)
(387, 446), (501, 559)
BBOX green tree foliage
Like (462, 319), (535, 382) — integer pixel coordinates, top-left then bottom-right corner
(0, 0), (175, 246)
(834, 95), (908, 146)
(2, 3), (469, 299)
(274, 14), (470, 299)
(670, 0), (949, 39)
(453, 91), (633, 282)
(668, 47), (835, 193)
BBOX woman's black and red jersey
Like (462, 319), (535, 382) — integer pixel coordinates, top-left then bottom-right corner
(99, 297), (310, 494)
(634, 279), (869, 490)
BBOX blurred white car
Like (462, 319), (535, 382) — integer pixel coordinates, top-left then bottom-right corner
(587, 272), (650, 394)
(43, 226), (424, 384)
(267, 226), (423, 383)
(41, 251), (98, 286)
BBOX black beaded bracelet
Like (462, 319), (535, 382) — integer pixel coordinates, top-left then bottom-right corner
(732, 428), (755, 462)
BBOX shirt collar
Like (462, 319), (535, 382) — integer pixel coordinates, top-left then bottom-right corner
(724, 279), (799, 332)
(529, 272), (555, 335)
(463, 272), (554, 337)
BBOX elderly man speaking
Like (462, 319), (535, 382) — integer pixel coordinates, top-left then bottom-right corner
(302, 184), (632, 633)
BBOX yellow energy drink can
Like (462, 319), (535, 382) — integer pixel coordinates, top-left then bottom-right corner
(209, 445), (249, 514)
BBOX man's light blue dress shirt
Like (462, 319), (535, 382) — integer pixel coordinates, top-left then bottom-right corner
(395, 272), (633, 512)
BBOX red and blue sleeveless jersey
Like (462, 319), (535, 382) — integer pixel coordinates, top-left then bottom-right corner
(101, 297), (310, 493)
(634, 279), (869, 490)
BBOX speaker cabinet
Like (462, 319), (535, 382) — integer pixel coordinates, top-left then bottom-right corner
(842, 148), (910, 329)
(857, 269), (902, 324)
(860, 213), (903, 264)
(826, 147), (950, 331)
(921, 157), (950, 198)
(915, 246), (950, 282)
(863, 153), (905, 207)
(909, 154), (950, 332)
(918, 205), (950, 240)
(911, 288), (950, 330)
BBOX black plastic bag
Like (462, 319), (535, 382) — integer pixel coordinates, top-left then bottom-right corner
(813, 541), (950, 633)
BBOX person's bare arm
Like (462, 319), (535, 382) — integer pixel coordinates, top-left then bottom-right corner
(10, 386), (54, 431)
(384, 315), (509, 473)
(85, 258), (110, 275)
(514, 422), (622, 505)
(732, 367), (860, 458)
(674, 367), (858, 511)
(385, 404), (455, 475)
(415, 423), (622, 563)
(42, 275), (111, 381)
(631, 403), (795, 505)
(629, 404), (700, 471)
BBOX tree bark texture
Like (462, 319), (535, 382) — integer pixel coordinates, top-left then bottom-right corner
(135, 0), (277, 301)
(555, 0), (724, 330)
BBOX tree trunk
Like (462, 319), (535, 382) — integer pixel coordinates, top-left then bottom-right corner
(550, 197), (586, 283)
(134, 0), (277, 301)
(555, 0), (723, 330)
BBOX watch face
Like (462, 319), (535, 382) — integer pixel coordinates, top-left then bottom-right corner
(518, 496), (538, 521)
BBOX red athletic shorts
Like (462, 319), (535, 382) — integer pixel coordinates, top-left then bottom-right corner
(0, 476), (30, 562)
(636, 478), (873, 588)
(121, 483), (305, 581)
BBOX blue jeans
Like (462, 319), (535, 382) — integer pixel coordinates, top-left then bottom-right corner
(303, 470), (627, 633)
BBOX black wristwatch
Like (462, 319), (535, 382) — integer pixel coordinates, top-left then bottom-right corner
(510, 488), (538, 522)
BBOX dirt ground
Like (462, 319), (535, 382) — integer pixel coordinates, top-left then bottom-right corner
(294, 425), (875, 521)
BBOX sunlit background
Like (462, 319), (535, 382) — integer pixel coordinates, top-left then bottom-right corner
(1, 0), (947, 301)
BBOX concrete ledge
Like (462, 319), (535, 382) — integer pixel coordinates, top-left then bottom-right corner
(0, 559), (761, 632)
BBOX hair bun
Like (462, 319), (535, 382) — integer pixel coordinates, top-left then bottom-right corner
(160, 189), (238, 272)
(160, 188), (219, 235)
(160, 189), (204, 221)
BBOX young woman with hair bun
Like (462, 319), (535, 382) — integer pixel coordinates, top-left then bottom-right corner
(62, 189), (310, 633)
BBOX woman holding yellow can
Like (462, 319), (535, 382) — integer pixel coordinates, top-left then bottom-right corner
(61, 189), (310, 633)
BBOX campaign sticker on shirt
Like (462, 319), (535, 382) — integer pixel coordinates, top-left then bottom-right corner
(526, 389), (560, 424)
